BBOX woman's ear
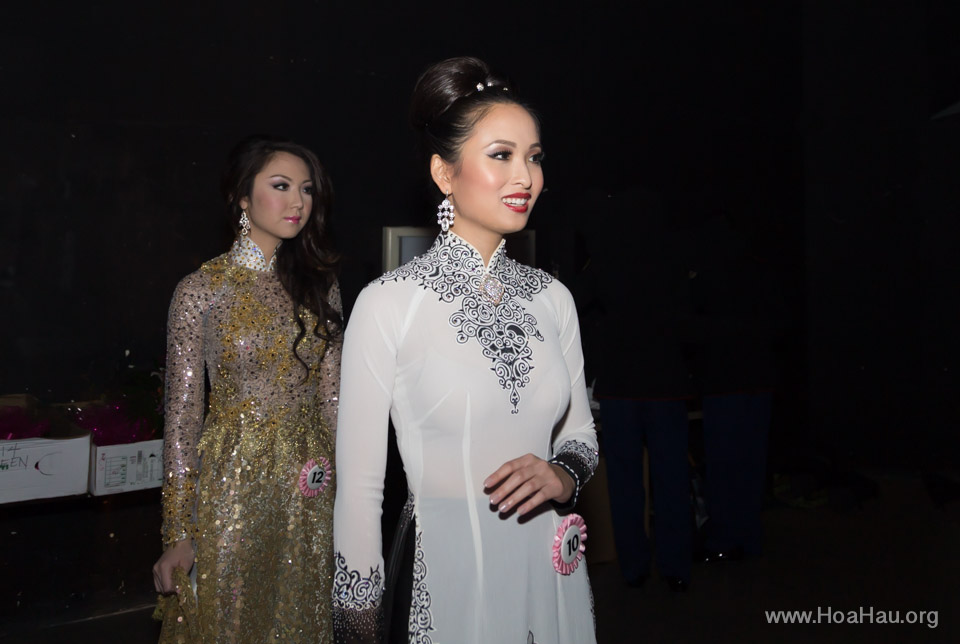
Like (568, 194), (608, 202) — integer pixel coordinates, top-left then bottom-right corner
(238, 196), (249, 211)
(430, 154), (453, 195)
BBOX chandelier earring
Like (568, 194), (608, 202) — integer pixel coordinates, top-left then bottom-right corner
(437, 195), (455, 232)
(239, 208), (252, 236)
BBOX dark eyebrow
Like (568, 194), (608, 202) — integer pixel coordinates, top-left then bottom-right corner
(270, 174), (312, 184)
(487, 139), (543, 150)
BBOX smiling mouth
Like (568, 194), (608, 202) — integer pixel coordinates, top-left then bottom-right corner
(502, 195), (531, 212)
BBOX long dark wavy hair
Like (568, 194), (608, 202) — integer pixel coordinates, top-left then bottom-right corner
(221, 135), (342, 373)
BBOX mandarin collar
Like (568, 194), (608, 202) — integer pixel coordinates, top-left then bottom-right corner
(442, 231), (507, 274)
(229, 235), (279, 272)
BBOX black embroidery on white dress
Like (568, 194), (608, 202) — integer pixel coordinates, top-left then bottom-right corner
(333, 551), (385, 641)
(333, 552), (384, 609)
(408, 529), (435, 643)
(549, 439), (601, 509)
(379, 233), (553, 413)
(589, 574), (597, 633)
(555, 439), (600, 479)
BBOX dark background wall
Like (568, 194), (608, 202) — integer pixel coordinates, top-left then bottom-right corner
(804, 2), (960, 466)
(0, 2), (956, 467)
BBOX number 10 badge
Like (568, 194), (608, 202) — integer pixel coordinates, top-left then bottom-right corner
(553, 514), (588, 575)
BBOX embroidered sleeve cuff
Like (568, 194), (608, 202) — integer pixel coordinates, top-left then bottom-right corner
(333, 553), (384, 644)
(549, 440), (599, 511)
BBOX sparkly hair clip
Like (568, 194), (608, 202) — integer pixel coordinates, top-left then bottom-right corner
(475, 81), (509, 93)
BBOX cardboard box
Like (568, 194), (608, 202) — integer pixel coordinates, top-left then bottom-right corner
(0, 393), (39, 409)
(88, 439), (163, 496)
(0, 426), (91, 504)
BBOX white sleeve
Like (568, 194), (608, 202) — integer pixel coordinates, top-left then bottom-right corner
(332, 283), (401, 644)
(548, 282), (600, 509)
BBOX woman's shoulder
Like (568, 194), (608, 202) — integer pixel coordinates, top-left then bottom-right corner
(505, 260), (579, 325)
(508, 257), (554, 284)
(362, 255), (435, 294)
(198, 252), (232, 276)
(355, 268), (419, 305)
(501, 256), (571, 300)
(171, 253), (230, 300)
(539, 274), (575, 307)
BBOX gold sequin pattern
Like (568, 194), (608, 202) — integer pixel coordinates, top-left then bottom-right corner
(160, 237), (342, 643)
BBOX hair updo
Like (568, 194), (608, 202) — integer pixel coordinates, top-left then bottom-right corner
(409, 56), (539, 177)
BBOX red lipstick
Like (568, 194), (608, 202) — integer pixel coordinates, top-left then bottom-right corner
(502, 192), (532, 213)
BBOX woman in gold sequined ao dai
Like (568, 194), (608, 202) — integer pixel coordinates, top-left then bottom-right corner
(153, 136), (343, 643)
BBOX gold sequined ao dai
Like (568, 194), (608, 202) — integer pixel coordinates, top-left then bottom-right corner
(159, 236), (341, 643)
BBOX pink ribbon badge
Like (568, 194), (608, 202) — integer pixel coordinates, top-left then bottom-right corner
(298, 457), (331, 497)
(552, 514), (588, 575)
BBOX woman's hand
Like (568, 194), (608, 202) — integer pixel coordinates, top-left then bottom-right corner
(153, 538), (195, 594)
(484, 454), (576, 517)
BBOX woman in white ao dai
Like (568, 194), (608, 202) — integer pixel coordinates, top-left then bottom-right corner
(333, 57), (599, 644)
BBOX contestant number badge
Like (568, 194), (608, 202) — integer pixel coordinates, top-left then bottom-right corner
(553, 514), (587, 575)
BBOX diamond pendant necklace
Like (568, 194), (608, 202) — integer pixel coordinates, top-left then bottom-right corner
(458, 233), (506, 305)
(478, 272), (505, 305)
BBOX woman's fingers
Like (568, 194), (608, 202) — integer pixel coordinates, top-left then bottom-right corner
(152, 561), (172, 594)
(517, 490), (550, 516)
(488, 458), (536, 505)
(159, 564), (174, 594)
(487, 455), (563, 516)
(153, 539), (194, 595)
(495, 478), (538, 513)
(484, 453), (533, 490)
(489, 470), (526, 506)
